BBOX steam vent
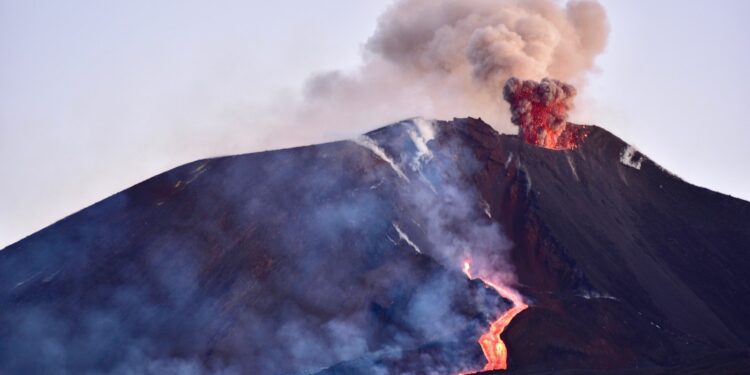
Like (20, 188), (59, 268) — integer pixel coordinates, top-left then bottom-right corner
(2, 116), (750, 374)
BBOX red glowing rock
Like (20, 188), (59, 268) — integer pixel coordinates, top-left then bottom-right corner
(503, 77), (588, 150)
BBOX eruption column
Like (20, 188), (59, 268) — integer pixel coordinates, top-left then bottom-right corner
(463, 261), (528, 371)
(503, 77), (587, 150)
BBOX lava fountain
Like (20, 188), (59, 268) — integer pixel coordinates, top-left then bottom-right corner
(503, 77), (588, 150)
(463, 260), (528, 371)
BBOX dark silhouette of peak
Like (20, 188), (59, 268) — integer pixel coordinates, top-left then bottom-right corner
(1, 118), (749, 374)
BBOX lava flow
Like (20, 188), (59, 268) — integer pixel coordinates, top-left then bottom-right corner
(463, 260), (528, 371)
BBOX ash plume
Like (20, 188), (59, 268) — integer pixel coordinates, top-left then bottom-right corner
(268, 0), (609, 146)
(503, 77), (579, 148)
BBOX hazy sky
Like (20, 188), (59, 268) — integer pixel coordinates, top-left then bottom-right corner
(1, 0), (749, 249)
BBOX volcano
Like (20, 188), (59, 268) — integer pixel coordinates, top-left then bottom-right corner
(1, 117), (749, 374)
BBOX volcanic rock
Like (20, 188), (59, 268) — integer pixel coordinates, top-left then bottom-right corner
(1, 118), (749, 374)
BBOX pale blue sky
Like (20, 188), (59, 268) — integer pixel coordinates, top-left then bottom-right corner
(1, 0), (749, 248)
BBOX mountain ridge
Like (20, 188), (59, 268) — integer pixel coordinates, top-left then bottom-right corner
(1, 117), (749, 374)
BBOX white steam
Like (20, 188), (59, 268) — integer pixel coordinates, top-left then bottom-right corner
(407, 117), (436, 170)
(353, 135), (410, 181)
(393, 223), (423, 254)
(395, 119), (518, 295)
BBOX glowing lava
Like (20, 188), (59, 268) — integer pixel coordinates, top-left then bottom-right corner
(463, 260), (528, 371)
(503, 77), (588, 150)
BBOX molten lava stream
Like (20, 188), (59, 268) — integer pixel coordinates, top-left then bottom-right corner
(463, 261), (528, 372)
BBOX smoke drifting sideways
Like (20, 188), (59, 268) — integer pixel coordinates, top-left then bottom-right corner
(0, 118), (511, 375)
(269, 0), (609, 147)
(503, 77), (585, 149)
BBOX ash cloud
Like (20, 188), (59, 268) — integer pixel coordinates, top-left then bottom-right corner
(270, 0), (608, 146)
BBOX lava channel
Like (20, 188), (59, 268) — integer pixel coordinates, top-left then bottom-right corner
(462, 260), (528, 371)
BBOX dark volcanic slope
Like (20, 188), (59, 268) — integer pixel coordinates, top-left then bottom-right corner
(1, 118), (749, 374)
(462, 121), (750, 373)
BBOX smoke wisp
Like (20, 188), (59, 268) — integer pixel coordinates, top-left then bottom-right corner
(1, 119), (509, 375)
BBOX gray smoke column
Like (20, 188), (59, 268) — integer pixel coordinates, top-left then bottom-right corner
(269, 0), (609, 146)
(368, 0), (607, 91)
(503, 77), (581, 149)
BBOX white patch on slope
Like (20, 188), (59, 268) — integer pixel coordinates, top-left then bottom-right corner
(525, 169), (532, 194)
(155, 162), (209, 206)
(410, 218), (422, 228)
(518, 160), (532, 194)
(407, 118), (438, 192)
(392, 223), (422, 254)
(480, 199), (492, 219)
(354, 136), (410, 182)
(579, 290), (619, 301)
(565, 152), (579, 181)
(184, 162), (209, 185)
(417, 173), (437, 194)
(386, 234), (398, 246)
(42, 269), (61, 283)
(369, 179), (385, 190)
(620, 145), (643, 170)
(14, 272), (41, 288)
(409, 118), (435, 163)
